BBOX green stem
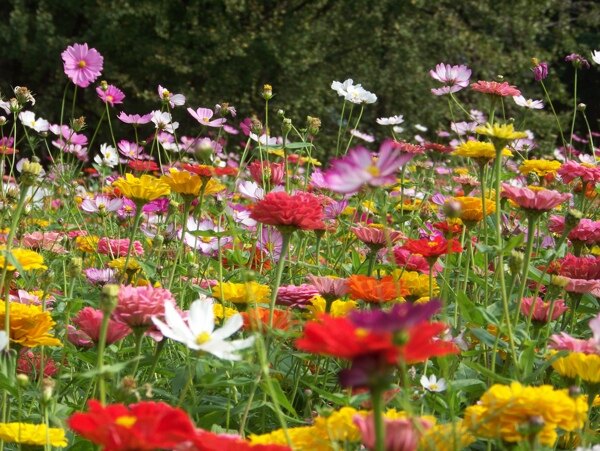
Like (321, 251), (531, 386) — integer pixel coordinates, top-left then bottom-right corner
(344, 105), (365, 154)
(269, 232), (292, 327)
(168, 200), (191, 290)
(130, 328), (145, 376)
(514, 214), (539, 324)
(540, 80), (567, 149)
(568, 68), (578, 154)
(96, 311), (111, 404)
(335, 100), (347, 156)
(120, 208), (144, 284)
(371, 387), (385, 451)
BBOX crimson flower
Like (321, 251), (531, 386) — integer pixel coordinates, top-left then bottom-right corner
(68, 400), (196, 451)
(401, 235), (462, 263)
(183, 430), (291, 451)
(128, 159), (159, 172)
(250, 191), (325, 231)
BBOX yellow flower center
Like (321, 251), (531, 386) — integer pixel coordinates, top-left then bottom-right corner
(115, 415), (137, 428)
(427, 241), (438, 247)
(203, 117), (210, 122)
(367, 165), (380, 177)
(355, 328), (369, 338)
(78, 60), (87, 68)
(429, 383), (439, 391)
(162, 90), (170, 98)
(196, 331), (211, 345)
(106, 95), (114, 102)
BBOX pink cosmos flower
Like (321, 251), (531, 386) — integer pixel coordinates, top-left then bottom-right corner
(84, 268), (117, 286)
(470, 80), (521, 97)
(187, 107), (226, 128)
(520, 297), (568, 323)
(182, 218), (232, 256)
(430, 63), (471, 95)
(61, 43), (104, 88)
(97, 237), (144, 258)
(501, 184), (571, 212)
(354, 414), (432, 451)
(96, 84), (125, 106)
(257, 226), (283, 262)
(305, 275), (349, 299)
(276, 284), (319, 308)
(557, 160), (600, 184)
(158, 85), (186, 108)
(68, 307), (131, 348)
(80, 195), (123, 214)
(323, 140), (413, 194)
(118, 112), (153, 125)
(114, 285), (176, 329)
(118, 140), (145, 159)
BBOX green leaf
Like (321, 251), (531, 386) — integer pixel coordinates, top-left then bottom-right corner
(285, 142), (314, 149)
(463, 361), (512, 383)
(469, 327), (508, 349)
(261, 378), (298, 417)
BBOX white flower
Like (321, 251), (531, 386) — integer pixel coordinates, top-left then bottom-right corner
(345, 85), (377, 104)
(18, 111), (49, 133)
(237, 180), (265, 200)
(349, 129), (375, 142)
(513, 95), (544, 110)
(376, 115), (404, 125)
(0, 331), (7, 352)
(249, 133), (282, 146)
(576, 446), (600, 451)
(591, 50), (600, 65)
(152, 296), (255, 360)
(151, 110), (179, 134)
(331, 79), (356, 97)
(420, 374), (447, 392)
(392, 125), (404, 134)
(158, 85), (186, 108)
(414, 124), (428, 132)
(94, 143), (119, 168)
(0, 100), (10, 114)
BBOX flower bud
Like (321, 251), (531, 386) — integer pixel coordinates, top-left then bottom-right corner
(100, 284), (120, 315)
(250, 117), (263, 135)
(568, 385), (581, 398)
(16, 374), (29, 387)
(565, 209), (583, 231)
(577, 103), (587, 112)
(42, 378), (55, 402)
(262, 84), (273, 100)
(72, 116), (86, 132)
(21, 161), (43, 186)
(68, 257), (83, 277)
(551, 275), (569, 288)
(443, 199), (462, 218)
(99, 80), (109, 91)
(0, 116), (6, 126)
(306, 116), (321, 135)
(282, 118), (292, 134)
(509, 250), (524, 276)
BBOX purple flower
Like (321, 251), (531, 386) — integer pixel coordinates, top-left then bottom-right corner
(187, 107), (226, 128)
(276, 284), (319, 308)
(96, 84), (125, 106)
(143, 198), (170, 214)
(339, 354), (392, 389)
(118, 112), (153, 125)
(349, 300), (441, 333)
(532, 61), (549, 81)
(84, 268), (117, 286)
(61, 43), (104, 88)
(430, 63), (471, 96)
(323, 140), (413, 194)
(565, 53), (590, 69)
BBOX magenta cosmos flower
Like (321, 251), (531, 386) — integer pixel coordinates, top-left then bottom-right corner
(323, 140), (414, 194)
(61, 43), (104, 88)
(187, 107), (226, 127)
(501, 184), (571, 212)
(96, 84), (125, 106)
(118, 112), (153, 125)
(429, 63), (471, 95)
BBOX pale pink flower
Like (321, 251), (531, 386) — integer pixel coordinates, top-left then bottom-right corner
(471, 80), (521, 97)
(114, 285), (176, 329)
(351, 224), (406, 246)
(187, 107), (226, 127)
(501, 184), (571, 211)
(118, 140), (145, 159)
(158, 85), (185, 108)
(84, 268), (117, 286)
(430, 63), (471, 95)
(21, 231), (66, 254)
(354, 414), (432, 451)
(117, 112), (153, 125)
(61, 43), (103, 88)
(306, 275), (349, 299)
(558, 160), (600, 184)
(80, 195), (123, 214)
(276, 284), (319, 308)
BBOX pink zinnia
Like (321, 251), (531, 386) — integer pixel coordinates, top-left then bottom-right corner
(17, 349), (58, 379)
(520, 297), (568, 323)
(430, 63), (471, 95)
(276, 284), (319, 308)
(393, 248), (441, 275)
(557, 160), (600, 184)
(68, 307), (131, 348)
(248, 160), (285, 186)
(470, 80), (521, 97)
(351, 225), (406, 247)
(21, 231), (66, 254)
(501, 184), (571, 212)
(323, 140), (414, 194)
(113, 285), (176, 329)
(97, 237), (144, 258)
(187, 107), (226, 127)
(548, 215), (600, 245)
(96, 84), (125, 106)
(61, 43), (104, 88)
(354, 413), (432, 451)
(306, 275), (349, 299)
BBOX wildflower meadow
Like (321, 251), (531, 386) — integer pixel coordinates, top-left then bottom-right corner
(3, 41), (600, 451)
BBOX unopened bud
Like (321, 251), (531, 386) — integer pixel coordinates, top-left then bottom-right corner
(21, 161), (43, 186)
(42, 378), (55, 402)
(509, 250), (524, 276)
(68, 257), (83, 277)
(282, 118), (292, 134)
(568, 385), (581, 398)
(577, 103), (587, 112)
(306, 116), (321, 135)
(250, 117), (263, 135)
(565, 209), (583, 231)
(551, 275), (569, 288)
(100, 80), (109, 91)
(443, 199), (462, 218)
(0, 116), (6, 126)
(100, 284), (120, 314)
(16, 374), (29, 387)
(187, 263), (199, 278)
(152, 234), (164, 248)
(262, 84), (273, 100)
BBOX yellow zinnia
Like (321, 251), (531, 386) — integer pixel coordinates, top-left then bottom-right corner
(0, 301), (62, 347)
(420, 421), (475, 451)
(0, 247), (46, 271)
(453, 141), (512, 160)
(213, 302), (238, 320)
(464, 382), (587, 446)
(452, 196), (496, 223)
(551, 351), (600, 383)
(107, 257), (142, 274)
(519, 159), (562, 177)
(475, 122), (528, 141)
(393, 270), (439, 300)
(75, 235), (100, 253)
(112, 173), (170, 205)
(307, 295), (357, 318)
(212, 281), (271, 304)
(0, 423), (67, 447)
(161, 168), (202, 197)
(202, 178), (226, 196)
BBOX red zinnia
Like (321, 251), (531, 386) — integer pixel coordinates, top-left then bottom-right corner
(128, 159), (159, 172)
(250, 191), (325, 231)
(470, 80), (521, 97)
(295, 315), (399, 363)
(185, 430), (291, 451)
(402, 322), (459, 363)
(68, 400), (196, 451)
(401, 235), (462, 263)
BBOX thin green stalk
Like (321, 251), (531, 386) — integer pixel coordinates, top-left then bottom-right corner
(120, 208), (144, 284)
(269, 232), (292, 327)
(568, 68), (578, 152)
(130, 328), (145, 376)
(335, 100), (347, 156)
(513, 214), (539, 324)
(96, 311), (111, 404)
(343, 105), (365, 154)
(168, 200), (192, 290)
(371, 387), (385, 451)
(540, 80), (567, 148)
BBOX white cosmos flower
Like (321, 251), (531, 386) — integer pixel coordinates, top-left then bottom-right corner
(420, 374), (447, 392)
(513, 95), (544, 110)
(331, 79), (357, 97)
(151, 110), (179, 134)
(94, 143), (119, 168)
(152, 295), (255, 361)
(19, 111), (49, 133)
(345, 85), (377, 104)
(376, 115), (404, 125)
(591, 50), (600, 65)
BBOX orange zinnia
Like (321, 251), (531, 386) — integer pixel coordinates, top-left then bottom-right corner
(348, 275), (408, 303)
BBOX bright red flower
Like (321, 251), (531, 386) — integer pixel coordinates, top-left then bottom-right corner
(183, 430), (291, 451)
(128, 159), (159, 172)
(250, 191), (325, 231)
(401, 322), (460, 363)
(401, 236), (462, 262)
(295, 315), (399, 363)
(182, 163), (215, 178)
(68, 400), (196, 451)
